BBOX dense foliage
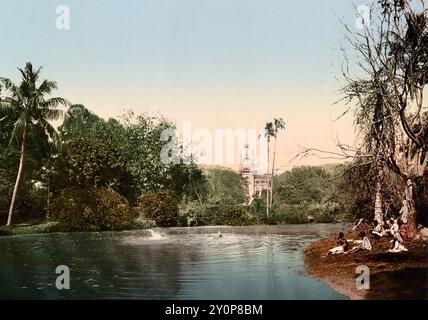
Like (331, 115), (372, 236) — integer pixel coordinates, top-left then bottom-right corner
(0, 108), (53, 224)
(50, 187), (135, 231)
(139, 192), (179, 227)
(215, 206), (259, 226)
(52, 136), (133, 199)
(205, 167), (246, 205)
(269, 165), (346, 224)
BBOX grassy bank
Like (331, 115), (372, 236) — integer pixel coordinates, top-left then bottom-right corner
(0, 222), (61, 236)
(304, 227), (428, 299)
(0, 219), (157, 236)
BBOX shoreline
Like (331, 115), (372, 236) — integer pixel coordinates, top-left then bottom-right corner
(304, 228), (428, 300)
(0, 221), (343, 237)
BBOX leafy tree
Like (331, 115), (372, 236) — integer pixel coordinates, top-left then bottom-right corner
(274, 165), (339, 205)
(261, 118), (286, 216)
(205, 167), (245, 205)
(166, 163), (207, 203)
(0, 63), (67, 226)
(58, 104), (105, 141)
(0, 108), (55, 223)
(339, 160), (404, 221)
(341, 0), (428, 238)
(57, 105), (207, 204)
(262, 121), (275, 217)
(52, 136), (134, 200)
(270, 118), (286, 208)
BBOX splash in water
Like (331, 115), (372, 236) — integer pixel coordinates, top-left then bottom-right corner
(149, 230), (164, 240)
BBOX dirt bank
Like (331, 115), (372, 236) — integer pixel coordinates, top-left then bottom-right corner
(304, 227), (428, 300)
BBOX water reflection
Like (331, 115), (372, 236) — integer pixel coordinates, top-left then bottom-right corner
(0, 224), (347, 299)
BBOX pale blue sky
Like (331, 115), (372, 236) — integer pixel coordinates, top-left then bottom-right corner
(0, 0), (362, 169)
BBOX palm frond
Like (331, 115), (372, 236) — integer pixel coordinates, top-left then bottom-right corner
(37, 118), (58, 141)
(43, 108), (65, 121)
(9, 114), (27, 145)
(1, 78), (24, 101)
(38, 79), (57, 95)
(3, 63), (67, 146)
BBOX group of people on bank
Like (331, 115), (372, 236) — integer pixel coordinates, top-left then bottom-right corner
(326, 200), (415, 256)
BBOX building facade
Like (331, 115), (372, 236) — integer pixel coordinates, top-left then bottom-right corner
(239, 144), (271, 205)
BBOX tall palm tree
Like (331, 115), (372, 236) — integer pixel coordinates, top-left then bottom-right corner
(263, 122), (275, 217)
(270, 118), (286, 209)
(0, 63), (67, 226)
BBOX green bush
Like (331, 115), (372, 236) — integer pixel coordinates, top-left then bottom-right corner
(50, 187), (135, 231)
(178, 200), (201, 226)
(131, 216), (157, 229)
(215, 206), (259, 226)
(269, 203), (345, 224)
(139, 192), (179, 227)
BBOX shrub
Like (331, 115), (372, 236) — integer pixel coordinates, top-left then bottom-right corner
(269, 203), (345, 224)
(132, 216), (157, 229)
(215, 206), (259, 226)
(50, 187), (135, 231)
(139, 192), (179, 227)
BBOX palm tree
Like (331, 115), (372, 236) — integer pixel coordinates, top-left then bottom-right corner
(0, 63), (67, 226)
(270, 118), (285, 209)
(263, 122), (275, 217)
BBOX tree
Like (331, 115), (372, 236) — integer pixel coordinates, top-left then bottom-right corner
(53, 137), (133, 199)
(166, 163), (207, 203)
(262, 122), (275, 217)
(205, 167), (245, 205)
(274, 165), (338, 205)
(341, 0), (428, 238)
(58, 104), (106, 142)
(0, 63), (67, 226)
(270, 118), (286, 209)
(261, 118), (285, 217)
(57, 105), (207, 204)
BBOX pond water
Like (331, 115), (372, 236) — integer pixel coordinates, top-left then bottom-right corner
(0, 224), (348, 299)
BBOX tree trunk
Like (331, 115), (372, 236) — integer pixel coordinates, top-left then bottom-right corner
(401, 178), (418, 239)
(7, 125), (27, 226)
(374, 166), (384, 225)
(266, 141), (270, 218)
(270, 138), (277, 210)
(46, 184), (50, 220)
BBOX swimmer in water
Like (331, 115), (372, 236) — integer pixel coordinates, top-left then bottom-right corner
(218, 231), (223, 238)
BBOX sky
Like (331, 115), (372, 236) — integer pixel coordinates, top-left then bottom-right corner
(0, 0), (364, 172)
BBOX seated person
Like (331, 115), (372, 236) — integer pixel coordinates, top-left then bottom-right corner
(327, 232), (349, 255)
(388, 238), (408, 253)
(370, 220), (386, 238)
(390, 219), (403, 241)
(347, 231), (372, 254)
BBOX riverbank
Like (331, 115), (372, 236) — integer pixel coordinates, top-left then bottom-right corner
(0, 220), (340, 237)
(304, 228), (428, 300)
(0, 222), (60, 236)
